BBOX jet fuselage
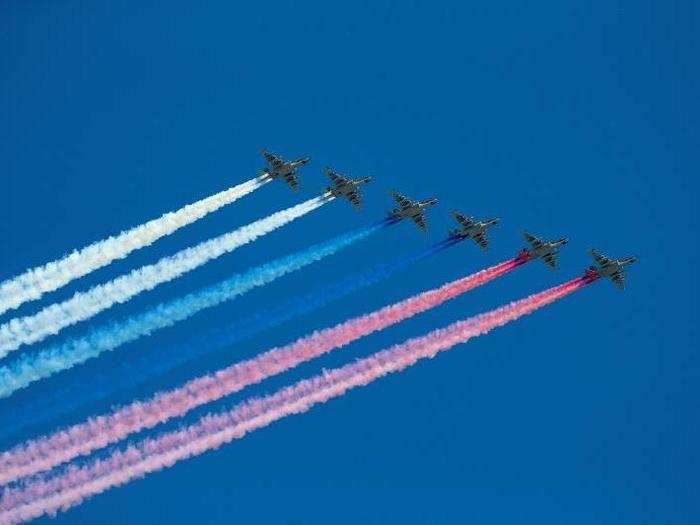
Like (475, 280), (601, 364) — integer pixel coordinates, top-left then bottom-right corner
(450, 219), (498, 239)
(268, 157), (310, 177)
(592, 256), (637, 278)
(525, 238), (568, 260)
(325, 176), (371, 197)
(390, 198), (438, 220)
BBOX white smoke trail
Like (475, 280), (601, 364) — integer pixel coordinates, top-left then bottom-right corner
(0, 177), (269, 316)
(0, 196), (330, 357)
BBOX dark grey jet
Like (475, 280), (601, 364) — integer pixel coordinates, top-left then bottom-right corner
(520, 231), (568, 268)
(586, 249), (637, 290)
(388, 191), (438, 231)
(322, 167), (372, 210)
(260, 149), (311, 191)
(449, 212), (499, 250)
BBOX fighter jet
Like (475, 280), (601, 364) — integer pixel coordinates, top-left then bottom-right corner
(260, 149), (311, 191)
(449, 212), (499, 250)
(586, 249), (637, 289)
(322, 167), (372, 210)
(519, 231), (568, 268)
(388, 191), (438, 231)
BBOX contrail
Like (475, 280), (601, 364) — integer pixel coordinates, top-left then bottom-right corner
(0, 275), (595, 522)
(0, 196), (331, 357)
(0, 177), (270, 317)
(0, 252), (521, 483)
(0, 237), (455, 438)
(0, 218), (395, 398)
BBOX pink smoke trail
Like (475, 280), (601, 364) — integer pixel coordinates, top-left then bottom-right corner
(0, 274), (595, 523)
(0, 257), (525, 484)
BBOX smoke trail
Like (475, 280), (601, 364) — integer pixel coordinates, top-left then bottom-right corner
(0, 276), (595, 522)
(0, 236), (455, 438)
(0, 219), (394, 398)
(0, 250), (519, 483)
(0, 177), (269, 317)
(0, 196), (330, 357)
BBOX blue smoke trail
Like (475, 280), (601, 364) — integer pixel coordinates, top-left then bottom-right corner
(0, 219), (394, 400)
(0, 236), (461, 441)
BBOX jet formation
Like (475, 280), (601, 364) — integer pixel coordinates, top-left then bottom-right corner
(260, 148), (637, 288)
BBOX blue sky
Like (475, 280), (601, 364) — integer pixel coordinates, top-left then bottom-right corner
(1, 1), (698, 524)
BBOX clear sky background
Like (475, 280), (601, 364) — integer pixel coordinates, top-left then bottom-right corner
(1, 2), (698, 524)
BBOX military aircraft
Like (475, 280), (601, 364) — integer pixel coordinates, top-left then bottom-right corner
(449, 212), (499, 250)
(585, 249), (637, 289)
(519, 231), (568, 268)
(260, 149), (311, 191)
(322, 167), (372, 210)
(388, 191), (438, 231)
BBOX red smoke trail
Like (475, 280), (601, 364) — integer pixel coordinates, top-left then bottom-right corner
(0, 274), (595, 523)
(0, 256), (525, 484)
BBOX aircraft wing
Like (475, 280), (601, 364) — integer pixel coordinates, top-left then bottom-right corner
(324, 168), (348, 186)
(283, 173), (300, 191)
(391, 192), (414, 209)
(610, 271), (625, 290)
(346, 190), (362, 209)
(411, 213), (428, 231)
(589, 249), (612, 267)
(452, 212), (473, 228)
(472, 232), (489, 250)
(523, 231), (543, 249)
(263, 150), (284, 168)
(542, 252), (557, 269)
